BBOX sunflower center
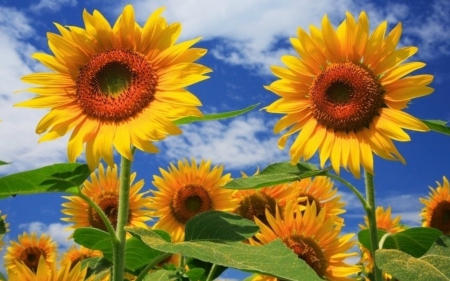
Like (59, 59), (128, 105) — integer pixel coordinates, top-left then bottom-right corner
(430, 200), (450, 235)
(76, 49), (158, 123)
(88, 192), (131, 231)
(20, 247), (46, 272)
(310, 62), (385, 132)
(234, 192), (278, 225)
(283, 235), (327, 278)
(298, 193), (321, 216)
(170, 184), (213, 224)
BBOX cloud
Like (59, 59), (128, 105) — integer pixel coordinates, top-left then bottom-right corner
(0, 6), (69, 175)
(158, 113), (290, 171)
(18, 221), (74, 249)
(30, 0), (77, 13)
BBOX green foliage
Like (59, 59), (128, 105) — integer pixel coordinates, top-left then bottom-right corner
(0, 160), (9, 166)
(73, 228), (114, 261)
(183, 268), (205, 281)
(375, 235), (450, 281)
(82, 257), (112, 281)
(184, 211), (259, 242)
(186, 259), (227, 281)
(0, 215), (6, 236)
(224, 162), (328, 189)
(144, 269), (179, 281)
(126, 227), (323, 281)
(358, 227), (443, 257)
(0, 272), (6, 281)
(422, 119), (450, 135)
(0, 163), (90, 198)
(173, 103), (259, 126)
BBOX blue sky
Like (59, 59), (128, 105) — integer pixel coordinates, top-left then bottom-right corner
(0, 0), (449, 279)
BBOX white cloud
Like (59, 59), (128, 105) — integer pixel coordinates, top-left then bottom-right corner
(0, 6), (69, 175)
(30, 0), (77, 13)
(158, 113), (290, 171)
(18, 221), (74, 249)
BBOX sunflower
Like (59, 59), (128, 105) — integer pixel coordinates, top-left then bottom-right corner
(264, 12), (433, 178)
(4, 232), (57, 273)
(61, 163), (151, 233)
(249, 202), (360, 280)
(150, 158), (237, 242)
(7, 256), (87, 281)
(232, 171), (297, 226)
(60, 245), (103, 269)
(359, 206), (403, 279)
(17, 5), (210, 170)
(291, 176), (346, 226)
(0, 210), (9, 252)
(420, 176), (450, 234)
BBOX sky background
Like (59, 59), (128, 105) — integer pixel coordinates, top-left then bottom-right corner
(0, 0), (449, 279)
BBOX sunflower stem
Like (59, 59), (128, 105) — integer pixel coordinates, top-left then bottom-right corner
(114, 155), (132, 281)
(78, 192), (118, 244)
(206, 263), (219, 281)
(135, 252), (173, 281)
(328, 173), (368, 209)
(364, 170), (382, 281)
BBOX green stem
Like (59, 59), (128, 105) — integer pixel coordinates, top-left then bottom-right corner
(113, 155), (133, 281)
(328, 173), (368, 209)
(206, 263), (219, 281)
(364, 170), (382, 281)
(78, 192), (118, 245)
(135, 252), (173, 281)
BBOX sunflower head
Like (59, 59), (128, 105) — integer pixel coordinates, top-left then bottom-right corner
(62, 163), (151, 233)
(420, 176), (450, 234)
(0, 211), (9, 252)
(150, 158), (237, 242)
(60, 245), (103, 270)
(4, 232), (57, 273)
(250, 202), (360, 280)
(265, 11), (433, 178)
(18, 5), (211, 169)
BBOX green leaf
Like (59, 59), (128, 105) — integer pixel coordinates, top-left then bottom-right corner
(125, 236), (162, 270)
(0, 215), (6, 235)
(173, 104), (259, 126)
(0, 163), (90, 197)
(144, 269), (178, 281)
(0, 160), (9, 166)
(358, 227), (443, 257)
(126, 227), (322, 281)
(224, 162), (328, 189)
(186, 259), (226, 281)
(376, 236), (450, 281)
(184, 211), (259, 242)
(422, 119), (450, 136)
(82, 257), (112, 281)
(0, 271), (6, 281)
(184, 268), (205, 281)
(73, 228), (113, 261)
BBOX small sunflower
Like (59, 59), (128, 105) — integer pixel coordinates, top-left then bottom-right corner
(250, 202), (360, 280)
(4, 232), (57, 273)
(62, 163), (151, 233)
(7, 256), (87, 281)
(359, 206), (403, 279)
(0, 210), (9, 252)
(150, 158), (236, 242)
(264, 12), (433, 178)
(291, 176), (346, 226)
(420, 176), (450, 234)
(60, 245), (103, 269)
(18, 5), (210, 169)
(232, 171), (297, 226)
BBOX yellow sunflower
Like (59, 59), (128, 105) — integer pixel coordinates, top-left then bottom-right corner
(420, 176), (450, 234)
(150, 158), (237, 242)
(62, 163), (151, 233)
(291, 176), (346, 226)
(17, 5), (210, 170)
(8, 256), (87, 281)
(0, 210), (9, 252)
(249, 202), (360, 280)
(60, 245), (103, 269)
(232, 171), (297, 226)
(264, 11), (433, 178)
(4, 232), (57, 273)
(359, 206), (403, 279)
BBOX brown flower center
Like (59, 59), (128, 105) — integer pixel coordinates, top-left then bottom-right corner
(234, 192), (278, 225)
(430, 200), (450, 235)
(170, 184), (213, 224)
(88, 192), (130, 231)
(76, 49), (157, 123)
(310, 62), (385, 132)
(283, 235), (327, 278)
(298, 193), (321, 216)
(19, 247), (46, 272)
